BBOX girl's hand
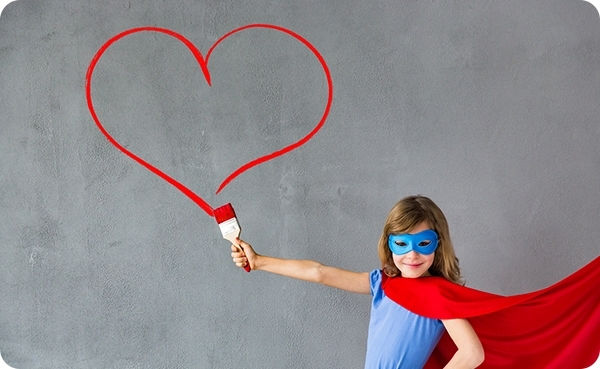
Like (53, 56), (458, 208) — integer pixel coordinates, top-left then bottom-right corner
(231, 239), (258, 271)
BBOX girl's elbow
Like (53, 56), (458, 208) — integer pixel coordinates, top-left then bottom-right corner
(459, 344), (484, 368)
(471, 346), (485, 368)
(312, 262), (326, 284)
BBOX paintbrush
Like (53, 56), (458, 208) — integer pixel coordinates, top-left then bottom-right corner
(214, 203), (251, 272)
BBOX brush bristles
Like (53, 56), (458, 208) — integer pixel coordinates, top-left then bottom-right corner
(214, 203), (237, 223)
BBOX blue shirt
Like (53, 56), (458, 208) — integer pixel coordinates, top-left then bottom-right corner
(364, 270), (445, 369)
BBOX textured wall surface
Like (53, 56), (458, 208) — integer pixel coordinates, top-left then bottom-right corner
(0, 0), (599, 368)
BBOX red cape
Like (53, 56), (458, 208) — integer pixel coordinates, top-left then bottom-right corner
(381, 256), (600, 369)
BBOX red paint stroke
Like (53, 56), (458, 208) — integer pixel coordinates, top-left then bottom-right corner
(85, 24), (333, 218)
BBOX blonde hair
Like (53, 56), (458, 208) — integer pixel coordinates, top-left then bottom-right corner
(377, 195), (463, 285)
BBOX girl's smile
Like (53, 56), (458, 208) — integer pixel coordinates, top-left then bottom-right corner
(403, 262), (425, 268)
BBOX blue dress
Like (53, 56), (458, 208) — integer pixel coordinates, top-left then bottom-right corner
(364, 270), (445, 369)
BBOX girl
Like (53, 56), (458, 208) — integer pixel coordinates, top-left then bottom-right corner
(230, 195), (484, 369)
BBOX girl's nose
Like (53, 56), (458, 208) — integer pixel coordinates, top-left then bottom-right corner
(405, 250), (420, 259)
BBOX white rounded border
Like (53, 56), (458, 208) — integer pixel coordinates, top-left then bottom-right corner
(0, 0), (597, 368)
(584, 0), (600, 15)
(0, 0), (16, 16)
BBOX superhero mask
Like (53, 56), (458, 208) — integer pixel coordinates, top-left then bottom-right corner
(388, 229), (439, 255)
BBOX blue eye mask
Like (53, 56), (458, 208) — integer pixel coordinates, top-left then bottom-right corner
(388, 230), (439, 255)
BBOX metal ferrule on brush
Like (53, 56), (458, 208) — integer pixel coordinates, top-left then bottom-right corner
(218, 217), (240, 237)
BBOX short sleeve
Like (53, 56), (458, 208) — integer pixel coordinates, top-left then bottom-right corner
(369, 269), (382, 297)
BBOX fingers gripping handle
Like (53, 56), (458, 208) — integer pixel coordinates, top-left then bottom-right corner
(227, 238), (251, 272)
(234, 242), (252, 273)
(219, 221), (250, 272)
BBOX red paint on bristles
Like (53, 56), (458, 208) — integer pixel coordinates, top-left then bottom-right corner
(213, 203), (236, 223)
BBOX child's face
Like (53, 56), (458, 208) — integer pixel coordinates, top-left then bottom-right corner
(391, 221), (435, 278)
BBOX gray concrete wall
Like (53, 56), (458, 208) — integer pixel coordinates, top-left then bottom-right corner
(0, 0), (598, 368)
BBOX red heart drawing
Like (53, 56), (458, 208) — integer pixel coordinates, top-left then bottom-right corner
(85, 24), (333, 217)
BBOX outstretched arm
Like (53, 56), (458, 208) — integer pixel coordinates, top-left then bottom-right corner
(231, 239), (371, 295)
